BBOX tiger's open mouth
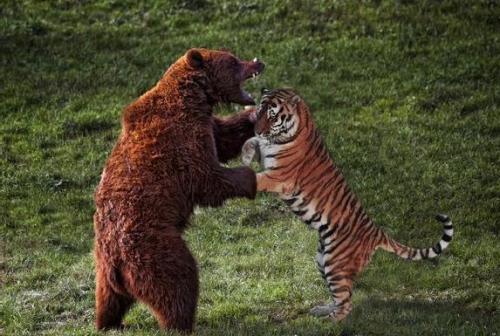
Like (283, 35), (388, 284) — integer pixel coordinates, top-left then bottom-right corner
(240, 58), (265, 105)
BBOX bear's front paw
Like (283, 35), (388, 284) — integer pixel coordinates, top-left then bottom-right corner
(238, 167), (257, 199)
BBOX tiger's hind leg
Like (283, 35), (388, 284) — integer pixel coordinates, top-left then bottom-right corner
(310, 277), (353, 321)
(310, 239), (342, 318)
(328, 275), (353, 321)
(310, 266), (354, 321)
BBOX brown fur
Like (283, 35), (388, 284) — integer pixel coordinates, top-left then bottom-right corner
(94, 49), (264, 332)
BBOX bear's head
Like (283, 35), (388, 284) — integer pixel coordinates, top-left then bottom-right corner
(183, 48), (265, 106)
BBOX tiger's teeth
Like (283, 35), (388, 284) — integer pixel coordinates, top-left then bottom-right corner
(252, 73), (257, 79)
(253, 57), (258, 62)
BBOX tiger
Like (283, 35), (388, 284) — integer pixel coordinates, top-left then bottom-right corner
(241, 88), (454, 321)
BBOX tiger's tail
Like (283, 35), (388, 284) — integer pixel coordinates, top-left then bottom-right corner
(378, 214), (453, 260)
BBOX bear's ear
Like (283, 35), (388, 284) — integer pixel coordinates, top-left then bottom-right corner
(186, 49), (204, 69)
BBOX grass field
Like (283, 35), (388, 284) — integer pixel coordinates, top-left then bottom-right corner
(1, 1), (499, 335)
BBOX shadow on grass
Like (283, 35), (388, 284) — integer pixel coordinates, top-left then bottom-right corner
(61, 119), (116, 139)
(241, 200), (290, 227)
(197, 296), (496, 336)
(345, 296), (498, 336)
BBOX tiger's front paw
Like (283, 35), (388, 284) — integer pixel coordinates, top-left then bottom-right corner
(241, 138), (258, 166)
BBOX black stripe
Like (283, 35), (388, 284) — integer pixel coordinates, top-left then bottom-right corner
(273, 137), (295, 145)
(412, 249), (421, 260)
(309, 212), (322, 223)
(350, 207), (363, 226)
(442, 234), (452, 242)
(336, 296), (352, 307)
(443, 224), (453, 230)
(340, 192), (354, 213)
(323, 244), (336, 255)
(410, 249), (418, 260)
(297, 197), (311, 208)
(331, 176), (345, 194)
(318, 224), (328, 232)
(326, 275), (344, 282)
(432, 244), (442, 254)
(293, 209), (307, 216)
(273, 119), (285, 128)
(284, 122), (295, 133)
(435, 214), (449, 222)
(332, 286), (351, 294)
(321, 227), (336, 239)
(332, 189), (349, 209)
(324, 233), (351, 255)
(266, 165), (282, 170)
(359, 216), (370, 227)
(282, 197), (296, 206)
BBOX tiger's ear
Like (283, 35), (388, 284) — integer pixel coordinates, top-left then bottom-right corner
(261, 87), (271, 95)
(290, 94), (302, 106)
(186, 48), (204, 69)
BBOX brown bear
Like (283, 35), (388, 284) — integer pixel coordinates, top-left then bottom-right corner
(93, 48), (264, 332)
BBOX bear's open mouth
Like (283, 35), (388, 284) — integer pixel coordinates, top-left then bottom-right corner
(245, 58), (263, 79)
(240, 58), (265, 105)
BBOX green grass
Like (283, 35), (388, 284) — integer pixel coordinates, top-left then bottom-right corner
(1, 0), (499, 335)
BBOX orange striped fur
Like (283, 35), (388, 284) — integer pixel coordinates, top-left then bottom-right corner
(242, 88), (453, 321)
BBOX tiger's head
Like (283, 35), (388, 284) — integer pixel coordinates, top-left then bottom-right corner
(254, 88), (305, 143)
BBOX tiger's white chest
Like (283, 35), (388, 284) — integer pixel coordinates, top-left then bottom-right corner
(255, 138), (280, 170)
(255, 138), (327, 230)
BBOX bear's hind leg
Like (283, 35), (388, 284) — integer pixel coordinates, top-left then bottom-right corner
(95, 268), (135, 330)
(126, 235), (199, 332)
